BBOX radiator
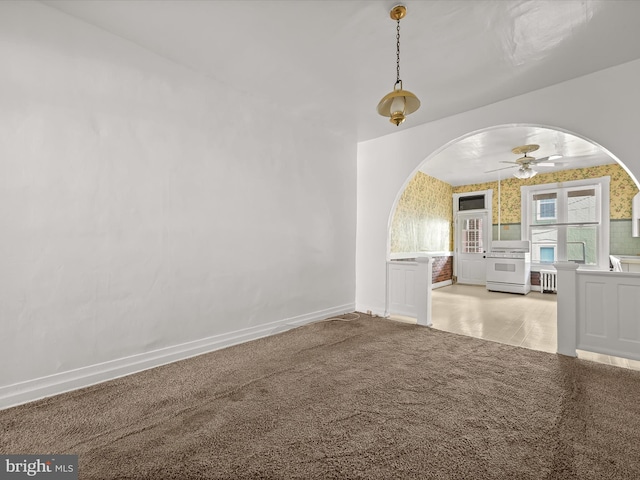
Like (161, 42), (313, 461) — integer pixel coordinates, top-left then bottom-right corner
(540, 270), (557, 293)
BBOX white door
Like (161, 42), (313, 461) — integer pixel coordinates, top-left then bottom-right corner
(455, 211), (489, 285)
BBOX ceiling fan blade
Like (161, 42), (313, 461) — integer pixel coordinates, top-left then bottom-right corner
(532, 154), (562, 164)
(538, 161), (567, 167)
(490, 149), (568, 177)
(485, 165), (517, 173)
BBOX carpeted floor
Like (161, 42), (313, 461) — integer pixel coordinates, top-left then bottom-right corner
(2, 314), (640, 479)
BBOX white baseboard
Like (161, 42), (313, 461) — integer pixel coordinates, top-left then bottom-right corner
(0, 303), (355, 411)
(355, 304), (387, 318)
(433, 280), (453, 289)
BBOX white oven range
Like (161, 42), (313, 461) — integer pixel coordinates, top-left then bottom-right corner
(485, 240), (531, 295)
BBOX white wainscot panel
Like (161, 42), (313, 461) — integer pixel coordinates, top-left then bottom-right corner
(389, 266), (416, 317)
(617, 284), (640, 342)
(386, 258), (433, 326)
(583, 281), (606, 338)
(576, 272), (640, 361)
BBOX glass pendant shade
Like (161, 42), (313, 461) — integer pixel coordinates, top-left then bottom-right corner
(377, 86), (421, 126)
(513, 167), (537, 179)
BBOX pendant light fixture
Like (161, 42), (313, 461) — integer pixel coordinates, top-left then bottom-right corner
(377, 4), (420, 126)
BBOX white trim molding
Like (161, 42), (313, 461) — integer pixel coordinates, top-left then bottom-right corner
(433, 279), (453, 289)
(0, 304), (355, 410)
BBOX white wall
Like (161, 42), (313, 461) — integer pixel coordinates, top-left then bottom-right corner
(0, 1), (356, 404)
(356, 59), (640, 315)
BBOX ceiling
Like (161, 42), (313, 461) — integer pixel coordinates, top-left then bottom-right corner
(40, 0), (640, 184)
(420, 126), (615, 186)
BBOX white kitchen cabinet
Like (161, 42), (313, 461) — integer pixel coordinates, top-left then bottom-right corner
(611, 255), (640, 272)
(616, 256), (640, 272)
(628, 262), (640, 273)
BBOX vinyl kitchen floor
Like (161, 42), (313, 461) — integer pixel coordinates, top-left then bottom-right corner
(427, 284), (640, 371)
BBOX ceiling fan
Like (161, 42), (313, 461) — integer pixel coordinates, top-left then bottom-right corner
(487, 144), (563, 179)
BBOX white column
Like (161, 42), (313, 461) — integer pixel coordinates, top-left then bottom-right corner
(416, 256), (434, 327)
(554, 261), (579, 357)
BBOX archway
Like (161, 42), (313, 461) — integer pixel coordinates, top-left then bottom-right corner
(385, 124), (640, 352)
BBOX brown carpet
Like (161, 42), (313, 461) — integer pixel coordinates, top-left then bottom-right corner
(2, 314), (640, 479)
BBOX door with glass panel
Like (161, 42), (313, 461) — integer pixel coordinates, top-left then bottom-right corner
(456, 211), (489, 285)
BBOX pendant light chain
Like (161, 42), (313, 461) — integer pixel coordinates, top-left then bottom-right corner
(376, 4), (420, 125)
(396, 18), (401, 86)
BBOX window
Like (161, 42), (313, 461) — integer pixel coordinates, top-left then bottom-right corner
(536, 197), (556, 221)
(539, 246), (556, 263)
(521, 178), (610, 270)
(462, 218), (484, 253)
(458, 194), (485, 211)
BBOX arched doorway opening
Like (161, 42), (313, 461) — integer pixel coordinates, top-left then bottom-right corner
(386, 124), (640, 354)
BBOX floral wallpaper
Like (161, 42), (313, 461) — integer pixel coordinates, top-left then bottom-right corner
(390, 163), (638, 253)
(390, 172), (453, 253)
(452, 163), (638, 224)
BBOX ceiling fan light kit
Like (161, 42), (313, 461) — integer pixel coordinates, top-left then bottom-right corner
(510, 145), (539, 179)
(513, 167), (538, 179)
(377, 4), (420, 126)
(484, 144), (563, 179)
